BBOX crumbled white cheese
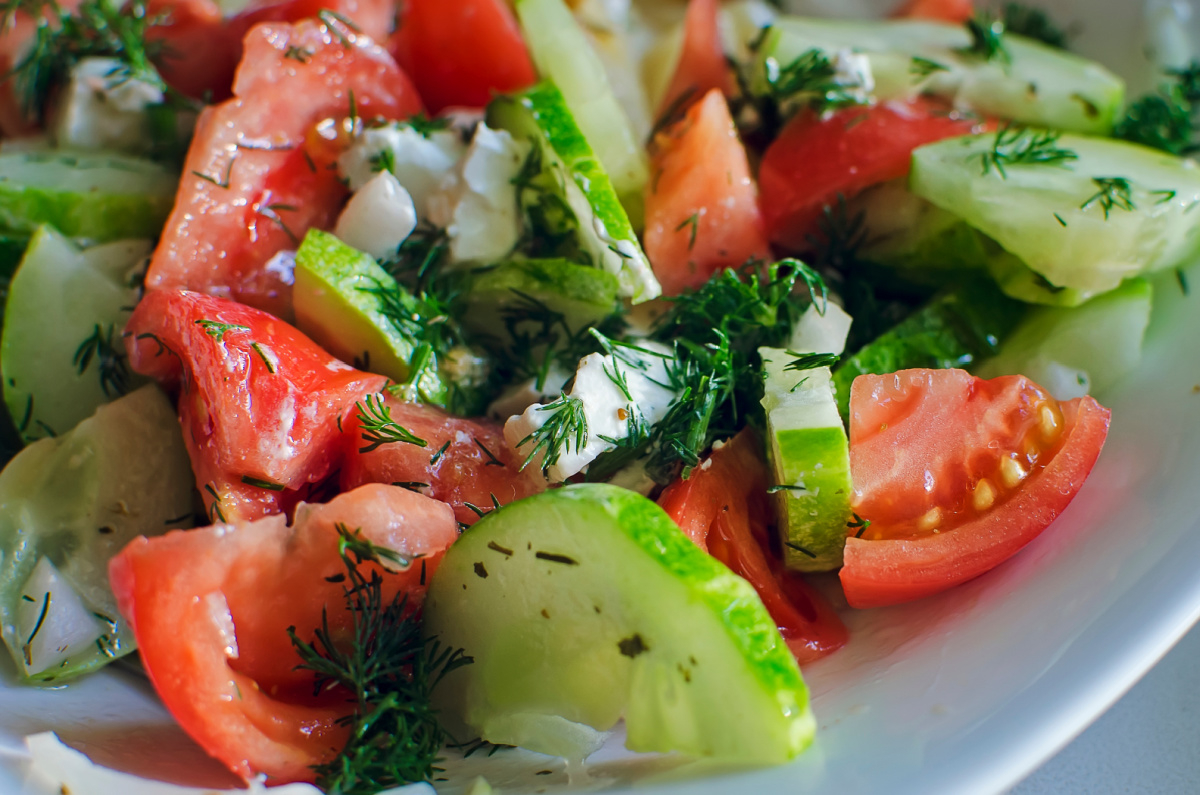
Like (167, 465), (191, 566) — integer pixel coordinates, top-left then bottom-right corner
(337, 124), (465, 218)
(16, 557), (105, 676)
(591, 215), (662, 303)
(52, 57), (164, 152)
(429, 123), (530, 264)
(487, 366), (573, 420)
(504, 341), (677, 482)
(333, 170), (418, 260)
(788, 301), (854, 355)
(831, 49), (875, 100)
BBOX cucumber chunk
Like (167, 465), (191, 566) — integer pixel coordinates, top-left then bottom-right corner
(488, 82), (661, 303)
(911, 133), (1200, 298)
(0, 385), (194, 682)
(753, 18), (1123, 134)
(513, 0), (650, 226)
(976, 278), (1153, 400)
(2, 226), (150, 444)
(424, 484), (815, 763)
(832, 280), (1026, 419)
(0, 150), (177, 242)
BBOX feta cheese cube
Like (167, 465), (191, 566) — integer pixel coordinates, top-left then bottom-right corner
(52, 57), (164, 153)
(337, 123), (465, 218)
(334, 170), (418, 260)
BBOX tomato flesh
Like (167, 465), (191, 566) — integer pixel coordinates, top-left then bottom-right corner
(145, 18), (422, 320)
(109, 483), (458, 783)
(126, 289), (386, 524)
(645, 89), (771, 296)
(841, 369), (1111, 608)
(657, 0), (733, 118)
(890, 0), (974, 23)
(757, 98), (980, 251)
(389, 0), (537, 114)
(658, 429), (848, 664)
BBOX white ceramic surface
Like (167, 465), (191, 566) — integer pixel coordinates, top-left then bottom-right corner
(4, 1), (1200, 794)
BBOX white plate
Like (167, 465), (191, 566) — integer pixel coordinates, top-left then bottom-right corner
(4, 1), (1200, 793)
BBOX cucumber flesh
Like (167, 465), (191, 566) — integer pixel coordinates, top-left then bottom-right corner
(513, 0), (650, 226)
(911, 133), (1200, 298)
(424, 484), (814, 763)
(0, 385), (194, 682)
(2, 227), (150, 444)
(976, 278), (1153, 400)
(0, 150), (177, 243)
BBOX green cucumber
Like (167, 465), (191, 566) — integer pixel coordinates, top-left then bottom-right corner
(424, 484), (814, 763)
(976, 278), (1153, 399)
(513, 0), (650, 226)
(0, 150), (177, 242)
(0, 384), (194, 682)
(2, 227), (150, 444)
(911, 132), (1200, 299)
(832, 280), (1026, 419)
(753, 17), (1123, 134)
(488, 82), (660, 303)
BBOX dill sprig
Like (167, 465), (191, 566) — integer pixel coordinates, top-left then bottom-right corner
(517, 393), (588, 477)
(73, 323), (132, 397)
(977, 124), (1078, 178)
(355, 394), (428, 454)
(1001, 2), (1069, 49)
(959, 12), (1011, 67)
(1080, 177), (1136, 219)
(1115, 62), (1200, 155)
(288, 524), (471, 795)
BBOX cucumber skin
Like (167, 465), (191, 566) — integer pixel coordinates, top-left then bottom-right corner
(425, 484), (814, 763)
(832, 281), (1026, 419)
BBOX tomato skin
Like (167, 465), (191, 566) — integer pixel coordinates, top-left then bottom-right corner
(340, 394), (546, 527)
(658, 429), (848, 664)
(109, 483), (458, 783)
(757, 99), (980, 251)
(840, 370), (1111, 609)
(645, 89), (771, 296)
(145, 18), (422, 320)
(890, 0), (974, 23)
(388, 0), (536, 114)
(126, 289), (387, 524)
(657, 0), (733, 118)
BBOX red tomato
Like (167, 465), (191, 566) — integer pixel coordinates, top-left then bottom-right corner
(890, 0), (974, 23)
(145, 18), (421, 320)
(125, 289), (387, 524)
(758, 98), (980, 251)
(658, 429), (848, 664)
(840, 369), (1111, 609)
(109, 483), (458, 783)
(340, 394), (546, 527)
(644, 89), (771, 296)
(657, 0), (734, 119)
(146, 0), (395, 102)
(388, 0), (536, 114)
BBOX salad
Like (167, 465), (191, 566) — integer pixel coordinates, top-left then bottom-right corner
(0, 0), (1191, 791)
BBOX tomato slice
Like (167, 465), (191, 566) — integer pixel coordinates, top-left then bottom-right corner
(388, 0), (537, 114)
(145, 17), (422, 320)
(757, 98), (980, 251)
(890, 0), (974, 23)
(109, 483), (458, 783)
(656, 0), (733, 119)
(840, 369), (1111, 609)
(658, 429), (848, 664)
(340, 394), (546, 527)
(644, 89), (771, 296)
(126, 289), (386, 524)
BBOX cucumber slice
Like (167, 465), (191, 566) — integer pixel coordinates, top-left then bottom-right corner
(0, 150), (177, 242)
(424, 484), (814, 763)
(911, 133), (1200, 298)
(513, 0), (650, 226)
(761, 342), (853, 572)
(0, 385), (194, 682)
(976, 278), (1153, 400)
(2, 227), (150, 444)
(832, 280), (1026, 419)
(753, 18), (1124, 134)
(487, 82), (660, 303)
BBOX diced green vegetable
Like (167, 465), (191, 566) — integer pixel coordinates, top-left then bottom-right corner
(425, 484), (814, 763)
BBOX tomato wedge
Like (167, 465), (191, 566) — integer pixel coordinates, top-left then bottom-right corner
(757, 98), (980, 251)
(126, 289), (386, 524)
(340, 394), (546, 527)
(840, 369), (1111, 609)
(890, 0), (974, 23)
(388, 0), (537, 114)
(656, 0), (734, 119)
(659, 429), (848, 664)
(109, 483), (458, 783)
(645, 89), (771, 296)
(145, 17), (421, 320)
